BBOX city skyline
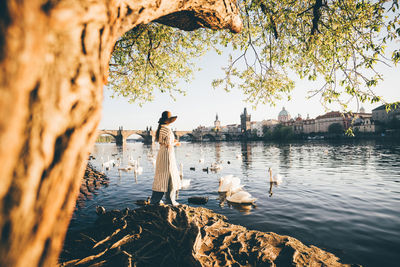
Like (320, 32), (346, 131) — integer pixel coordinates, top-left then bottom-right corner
(99, 49), (400, 131)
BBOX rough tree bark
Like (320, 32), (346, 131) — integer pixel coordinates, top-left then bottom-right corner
(0, 0), (242, 266)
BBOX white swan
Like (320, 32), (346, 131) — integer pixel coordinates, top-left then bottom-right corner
(218, 175), (242, 193)
(118, 165), (133, 171)
(102, 159), (115, 170)
(226, 188), (256, 204)
(179, 163), (191, 189)
(134, 159), (143, 175)
(128, 156), (137, 167)
(112, 157), (120, 167)
(268, 168), (282, 185)
(210, 162), (222, 172)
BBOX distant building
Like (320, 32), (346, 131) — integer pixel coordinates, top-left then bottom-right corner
(353, 112), (372, 121)
(225, 124), (241, 133)
(293, 115), (303, 134)
(240, 108), (251, 133)
(214, 113), (221, 131)
(353, 117), (375, 133)
(315, 111), (351, 133)
(196, 104), (397, 138)
(281, 110), (376, 135)
(303, 118), (316, 134)
(278, 107), (291, 122)
(193, 125), (206, 132)
(372, 104), (400, 123)
(349, 109), (373, 133)
(262, 119), (279, 129)
(250, 121), (264, 137)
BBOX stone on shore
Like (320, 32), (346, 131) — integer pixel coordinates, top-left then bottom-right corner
(60, 205), (357, 266)
(76, 163), (109, 209)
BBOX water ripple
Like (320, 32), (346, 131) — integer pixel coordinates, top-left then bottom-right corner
(70, 141), (400, 267)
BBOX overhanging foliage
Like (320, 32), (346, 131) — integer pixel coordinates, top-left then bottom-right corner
(108, 0), (400, 109)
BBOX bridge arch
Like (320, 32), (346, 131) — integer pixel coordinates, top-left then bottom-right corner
(202, 134), (216, 142)
(179, 133), (195, 141)
(97, 131), (117, 143)
(221, 133), (232, 141)
(98, 130), (118, 137)
(125, 132), (145, 142)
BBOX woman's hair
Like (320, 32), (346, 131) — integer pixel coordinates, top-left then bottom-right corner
(155, 123), (164, 142)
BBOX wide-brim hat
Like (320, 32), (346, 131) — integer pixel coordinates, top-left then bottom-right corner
(158, 111), (177, 124)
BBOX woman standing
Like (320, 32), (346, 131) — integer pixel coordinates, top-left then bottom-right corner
(150, 111), (181, 205)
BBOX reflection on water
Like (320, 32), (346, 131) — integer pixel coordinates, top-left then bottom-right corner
(216, 192), (256, 215)
(269, 182), (276, 197)
(241, 142), (252, 169)
(70, 140), (400, 267)
(227, 202), (255, 214)
(215, 142), (221, 163)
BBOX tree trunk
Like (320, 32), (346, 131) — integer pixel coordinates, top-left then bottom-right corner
(0, 0), (241, 266)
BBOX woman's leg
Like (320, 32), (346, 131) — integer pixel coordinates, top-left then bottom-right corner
(150, 191), (164, 204)
(165, 177), (178, 205)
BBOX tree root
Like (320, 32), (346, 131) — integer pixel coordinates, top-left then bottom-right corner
(60, 204), (355, 267)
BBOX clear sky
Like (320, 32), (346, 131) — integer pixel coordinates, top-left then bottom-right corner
(99, 47), (400, 131)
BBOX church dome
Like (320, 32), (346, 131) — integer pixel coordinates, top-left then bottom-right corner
(278, 107), (291, 122)
(279, 107), (288, 116)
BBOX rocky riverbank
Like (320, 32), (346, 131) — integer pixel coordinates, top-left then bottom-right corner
(76, 163), (109, 209)
(60, 204), (357, 266)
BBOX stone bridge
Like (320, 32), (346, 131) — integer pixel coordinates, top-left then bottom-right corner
(97, 128), (194, 145)
(98, 127), (154, 145)
(190, 130), (244, 142)
(98, 127), (245, 145)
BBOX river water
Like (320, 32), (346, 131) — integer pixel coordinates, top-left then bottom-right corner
(69, 140), (400, 266)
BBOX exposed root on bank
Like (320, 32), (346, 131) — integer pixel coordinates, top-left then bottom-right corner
(60, 205), (357, 266)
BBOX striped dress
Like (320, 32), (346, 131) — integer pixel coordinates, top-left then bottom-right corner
(152, 125), (180, 192)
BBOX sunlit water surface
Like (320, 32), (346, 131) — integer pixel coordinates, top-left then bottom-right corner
(68, 140), (400, 266)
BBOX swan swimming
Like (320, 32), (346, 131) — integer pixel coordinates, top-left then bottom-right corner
(210, 162), (222, 172)
(118, 166), (133, 171)
(226, 188), (256, 205)
(128, 156), (137, 167)
(113, 159), (120, 167)
(102, 159), (115, 170)
(268, 168), (282, 185)
(218, 175), (242, 193)
(133, 159), (143, 175)
(179, 163), (191, 189)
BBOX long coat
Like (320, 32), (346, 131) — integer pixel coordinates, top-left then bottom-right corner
(152, 125), (180, 192)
